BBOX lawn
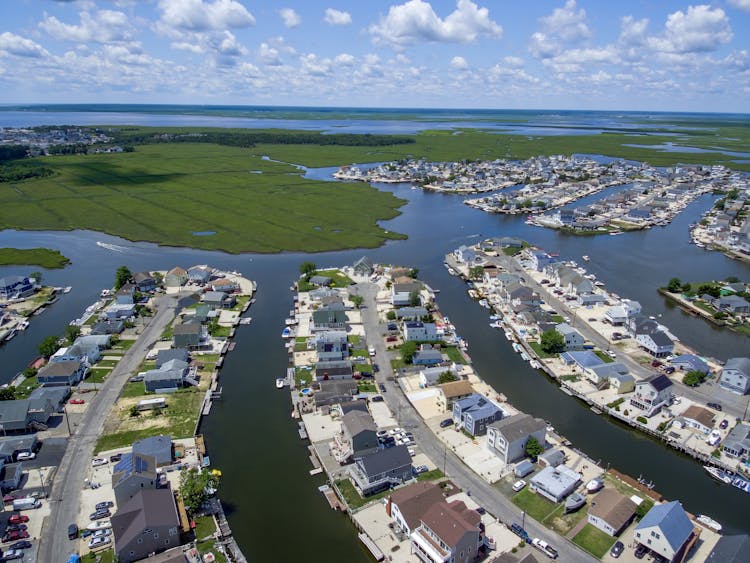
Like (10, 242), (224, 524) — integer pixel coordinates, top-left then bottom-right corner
(443, 345), (467, 364)
(572, 523), (616, 558)
(0, 247), (70, 268)
(594, 350), (615, 363)
(511, 489), (559, 522)
(295, 367), (314, 387)
(196, 539), (227, 563)
(417, 469), (445, 482)
(120, 381), (146, 398)
(14, 376), (39, 398)
(357, 381), (376, 393)
(347, 335), (361, 346)
(86, 367), (112, 384)
(194, 515), (217, 540)
(334, 478), (391, 510)
(529, 342), (555, 359)
(82, 549), (115, 563)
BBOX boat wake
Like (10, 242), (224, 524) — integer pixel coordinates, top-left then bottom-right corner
(96, 241), (129, 253)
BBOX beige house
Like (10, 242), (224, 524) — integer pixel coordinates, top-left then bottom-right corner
(587, 489), (637, 537)
(436, 380), (474, 413)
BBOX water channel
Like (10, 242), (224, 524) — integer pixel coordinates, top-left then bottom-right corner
(1, 166), (750, 561)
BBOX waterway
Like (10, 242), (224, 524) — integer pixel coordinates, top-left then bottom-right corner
(1, 139), (750, 560)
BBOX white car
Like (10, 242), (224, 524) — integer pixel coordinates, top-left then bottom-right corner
(88, 535), (111, 549)
(368, 346), (376, 357)
(512, 480), (527, 492)
(91, 458), (108, 467)
(16, 452), (36, 461)
(92, 528), (112, 538)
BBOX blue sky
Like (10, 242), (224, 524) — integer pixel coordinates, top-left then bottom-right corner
(0, 0), (748, 111)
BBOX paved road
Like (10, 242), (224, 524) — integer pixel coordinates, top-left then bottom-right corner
(40, 294), (183, 563)
(353, 282), (597, 563)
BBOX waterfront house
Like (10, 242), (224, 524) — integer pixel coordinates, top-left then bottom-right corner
(680, 405), (715, 434)
(392, 282), (422, 307)
(313, 380), (358, 408)
(311, 308), (347, 331)
(529, 465), (581, 503)
(187, 265), (212, 284)
(435, 380), (474, 413)
(555, 323), (584, 351)
(413, 345), (443, 366)
(105, 301), (136, 320)
(486, 413), (547, 464)
(0, 276), (35, 299)
(719, 357), (750, 395)
(144, 359), (187, 393)
(588, 362), (631, 388)
(309, 275), (332, 287)
(723, 423), (750, 460)
(133, 271), (156, 292)
(578, 293), (606, 307)
(91, 319), (124, 335)
(0, 401), (34, 433)
(111, 488), (181, 563)
(588, 489), (637, 537)
(352, 256), (374, 276)
(629, 374), (673, 417)
(634, 501), (694, 563)
(538, 448), (565, 468)
(349, 445), (413, 496)
(165, 267), (188, 288)
(714, 295), (750, 315)
(315, 360), (353, 380)
(605, 299), (641, 325)
(419, 366), (457, 387)
(155, 348), (189, 369)
(314, 331), (349, 362)
(29, 385), (70, 412)
(387, 482), (445, 535)
(341, 410), (379, 458)
(410, 499), (482, 563)
(527, 250), (554, 271)
(454, 245), (478, 265)
(669, 354), (710, 375)
(403, 321), (438, 342)
(37, 359), (86, 386)
(395, 306), (429, 320)
(560, 351), (604, 377)
(172, 323), (204, 349)
(203, 290), (235, 309)
(452, 394), (503, 436)
(112, 453), (159, 507)
(633, 318), (674, 358)
(115, 284), (135, 305)
(132, 435), (173, 467)
(210, 278), (238, 293)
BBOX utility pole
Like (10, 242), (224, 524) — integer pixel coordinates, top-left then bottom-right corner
(63, 406), (71, 436)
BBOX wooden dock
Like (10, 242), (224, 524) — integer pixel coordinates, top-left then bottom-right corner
(318, 485), (344, 510)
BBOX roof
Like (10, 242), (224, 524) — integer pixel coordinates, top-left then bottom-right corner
(111, 489), (180, 552)
(133, 271), (154, 283)
(132, 435), (173, 466)
(342, 410), (377, 437)
(588, 489), (637, 531)
(681, 405), (715, 428)
(203, 290), (228, 302)
(641, 373), (673, 392)
(359, 445), (411, 477)
(156, 349), (189, 368)
(590, 362), (630, 378)
(167, 267), (187, 277)
(389, 482), (445, 531)
(539, 448), (565, 466)
(438, 380), (474, 399)
(724, 357), (750, 376)
(530, 465), (581, 498)
(488, 413), (546, 442)
(0, 400), (30, 425)
(636, 501), (694, 552)
(420, 500), (479, 547)
(173, 323), (201, 335)
(561, 351), (604, 369)
(113, 453), (157, 486)
(725, 423), (750, 450)
(647, 330), (673, 347)
(29, 385), (70, 404)
(670, 354), (709, 374)
(707, 534), (750, 563)
(38, 359), (81, 377)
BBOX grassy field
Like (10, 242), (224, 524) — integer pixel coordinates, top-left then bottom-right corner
(572, 523), (616, 558)
(0, 247), (70, 268)
(512, 488), (559, 522)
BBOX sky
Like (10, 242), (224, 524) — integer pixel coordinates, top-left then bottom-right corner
(0, 0), (749, 112)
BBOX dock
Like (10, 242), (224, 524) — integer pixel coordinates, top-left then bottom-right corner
(318, 485), (344, 510)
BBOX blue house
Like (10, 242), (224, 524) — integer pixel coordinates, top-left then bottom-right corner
(669, 354), (709, 375)
(452, 393), (503, 436)
(0, 276), (35, 299)
(634, 501), (694, 562)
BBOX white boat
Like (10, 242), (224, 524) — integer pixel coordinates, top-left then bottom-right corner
(100, 289), (111, 298)
(276, 378), (286, 389)
(87, 520), (112, 531)
(696, 514), (722, 532)
(281, 327), (292, 338)
(564, 492), (586, 513)
(63, 286), (72, 293)
(582, 255), (590, 261)
(529, 360), (540, 369)
(504, 331), (514, 341)
(704, 465), (731, 484)
(512, 342), (521, 353)
(586, 478), (604, 493)
(489, 321), (503, 329)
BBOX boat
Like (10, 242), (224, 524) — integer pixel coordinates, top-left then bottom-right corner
(564, 492), (586, 513)
(100, 289), (111, 298)
(529, 360), (540, 369)
(582, 255), (590, 261)
(520, 351), (530, 361)
(512, 343), (522, 353)
(86, 520), (112, 531)
(489, 321), (503, 329)
(63, 286), (72, 293)
(276, 378), (286, 389)
(696, 514), (722, 532)
(504, 331), (514, 341)
(704, 465), (732, 484)
(281, 327), (292, 338)
(586, 478), (604, 493)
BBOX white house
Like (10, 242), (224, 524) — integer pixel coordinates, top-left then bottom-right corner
(719, 357), (750, 395)
(605, 299), (641, 325)
(587, 489), (637, 537)
(486, 414), (547, 465)
(403, 321), (438, 342)
(636, 329), (674, 358)
(419, 366), (456, 387)
(629, 374), (673, 417)
(680, 405), (715, 434)
(529, 465), (581, 503)
(634, 501), (694, 563)
(555, 323), (584, 351)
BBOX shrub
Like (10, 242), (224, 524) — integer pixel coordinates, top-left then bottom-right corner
(636, 416), (648, 424)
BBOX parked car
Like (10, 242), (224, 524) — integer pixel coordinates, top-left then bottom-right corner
(8, 540), (32, 550)
(439, 418), (453, 428)
(720, 419), (729, 429)
(15, 452), (35, 461)
(109, 453), (122, 463)
(88, 535), (111, 549)
(368, 346), (376, 357)
(386, 336), (397, 342)
(69, 398), (85, 405)
(379, 383), (386, 393)
(91, 458), (107, 467)
(89, 510), (111, 521)
(67, 523), (78, 540)
(610, 541), (624, 558)
(1, 549), (23, 560)
(373, 363), (379, 373)
(512, 480), (527, 492)
(531, 538), (558, 559)
(7, 516), (28, 525)
(708, 402), (723, 411)
(370, 395), (384, 403)
(92, 529), (112, 538)
(2, 531), (29, 543)
(634, 544), (648, 559)
(95, 501), (114, 511)
(509, 523), (531, 543)
(4, 525), (27, 534)
(412, 465), (428, 475)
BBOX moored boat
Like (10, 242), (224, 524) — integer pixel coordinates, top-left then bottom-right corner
(696, 514), (722, 532)
(276, 378), (286, 389)
(564, 492), (586, 513)
(586, 478), (603, 493)
(704, 465), (731, 484)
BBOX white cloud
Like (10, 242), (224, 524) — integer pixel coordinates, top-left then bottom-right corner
(324, 8), (352, 26)
(658, 5), (732, 53)
(40, 9), (132, 43)
(450, 55), (468, 69)
(258, 42), (282, 66)
(280, 8), (301, 28)
(172, 41), (205, 54)
(157, 0), (255, 32)
(334, 53), (355, 65)
(729, 0), (750, 13)
(529, 32), (559, 59)
(619, 16), (649, 45)
(540, 0), (590, 43)
(300, 53), (332, 76)
(369, 0), (502, 47)
(0, 32), (49, 58)
(502, 56), (523, 68)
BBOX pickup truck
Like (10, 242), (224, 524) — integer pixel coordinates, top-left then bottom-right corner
(509, 523), (531, 543)
(531, 538), (559, 559)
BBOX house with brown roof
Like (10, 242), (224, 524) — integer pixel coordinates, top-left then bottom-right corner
(436, 380), (474, 413)
(387, 482), (445, 535)
(165, 267), (188, 288)
(587, 489), (637, 537)
(681, 405), (716, 434)
(410, 499), (482, 563)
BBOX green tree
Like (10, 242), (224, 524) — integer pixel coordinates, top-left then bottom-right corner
(409, 268), (419, 279)
(437, 371), (458, 384)
(683, 370), (707, 387)
(540, 330), (566, 354)
(30, 271), (42, 284)
(680, 282), (692, 293)
(299, 261), (317, 276)
(114, 266), (132, 290)
(468, 266), (484, 280)
(725, 276), (740, 284)
(666, 278), (682, 293)
(152, 271), (164, 286)
(38, 335), (61, 358)
(386, 310), (396, 320)
(351, 295), (364, 309)
(401, 341), (418, 364)
(697, 283), (720, 299)
(64, 324), (81, 344)
(179, 468), (221, 514)
(525, 436), (544, 458)
(0, 387), (16, 401)
(409, 290), (421, 307)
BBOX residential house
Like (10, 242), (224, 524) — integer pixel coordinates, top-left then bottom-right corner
(313, 380), (358, 408)
(133, 271), (156, 292)
(680, 405), (716, 434)
(719, 357), (750, 395)
(538, 448), (565, 468)
(203, 291), (235, 309)
(144, 359), (187, 393)
(634, 501), (694, 563)
(311, 308), (347, 331)
(578, 293), (606, 307)
(555, 323), (584, 351)
(529, 465), (581, 503)
(111, 488), (181, 563)
(636, 329), (675, 358)
(0, 276), (35, 299)
(403, 322), (438, 342)
(452, 394), (503, 436)
(91, 319), (124, 336)
(723, 423), (750, 460)
(164, 267), (188, 288)
(29, 385), (70, 412)
(435, 380), (474, 413)
(630, 374), (673, 417)
(210, 278), (238, 293)
(588, 362), (632, 389)
(714, 295), (750, 315)
(155, 349), (189, 369)
(0, 436), (37, 463)
(105, 301), (136, 320)
(352, 256), (374, 276)
(392, 282), (422, 307)
(132, 435), (173, 467)
(314, 331), (348, 362)
(395, 306), (429, 320)
(670, 354), (710, 375)
(486, 414), (547, 464)
(116, 284), (135, 305)
(187, 265), (212, 284)
(172, 323), (203, 349)
(341, 411), (379, 457)
(37, 359), (86, 386)
(387, 482), (445, 535)
(315, 360), (353, 380)
(588, 489), (637, 537)
(413, 345), (443, 366)
(0, 461), (23, 492)
(309, 275), (332, 287)
(560, 351), (605, 379)
(454, 245), (478, 265)
(527, 250), (554, 271)
(419, 366), (456, 387)
(410, 500), (482, 563)
(0, 400), (34, 433)
(605, 299), (641, 325)
(112, 453), (159, 508)
(349, 445), (413, 496)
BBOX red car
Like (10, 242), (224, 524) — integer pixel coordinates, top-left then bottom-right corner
(69, 398), (85, 405)
(7, 515), (28, 525)
(2, 530), (29, 543)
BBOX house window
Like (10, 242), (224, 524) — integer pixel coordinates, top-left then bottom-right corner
(138, 538), (143, 544)
(154, 532), (159, 539)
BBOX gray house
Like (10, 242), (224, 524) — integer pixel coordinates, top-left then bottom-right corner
(203, 291), (235, 309)
(144, 359), (187, 393)
(315, 331), (349, 362)
(349, 445), (413, 496)
(0, 461), (23, 492)
(111, 488), (181, 563)
(723, 423), (750, 460)
(341, 411), (379, 457)
(172, 323), (203, 349)
(555, 323), (584, 351)
(453, 394), (504, 436)
(352, 256), (374, 276)
(311, 308), (347, 331)
(37, 359), (86, 386)
(719, 357), (750, 395)
(315, 360), (353, 381)
(155, 348), (189, 369)
(112, 453), (159, 508)
(0, 400), (33, 433)
(132, 435), (173, 467)
(486, 414), (547, 464)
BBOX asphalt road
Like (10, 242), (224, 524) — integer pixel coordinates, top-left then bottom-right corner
(354, 282), (597, 563)
(40, 294), (183, 563)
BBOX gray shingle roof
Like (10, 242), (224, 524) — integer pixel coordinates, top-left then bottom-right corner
(359, 445), (411, 477)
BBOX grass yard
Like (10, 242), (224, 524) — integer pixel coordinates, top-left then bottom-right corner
(357, 381), (376, 393)
(0, 247), (70, 268)
(13, 376), (39, 398)
(347, 335), (361, 345)
(193, 515), (217, 540)
(417, 469), (445, 482)
(334, 478), (391, 510)
(120, 381), (146, 398)
(594, 350), (615, 363)
(512, 489), (559, 523)
(196, 539), (227, 563)
(82, 549), (115, 563)
(529, 342), (555, 359)
(443, 345), (467, 364)
(572, 523), (616, 558)
(295, 367), (314, 387)
(86, 368), (111, 384)
(543, 502), (589, 536)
